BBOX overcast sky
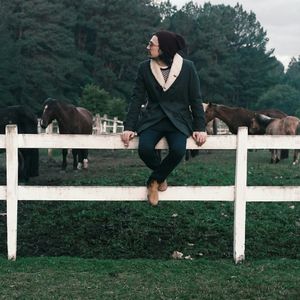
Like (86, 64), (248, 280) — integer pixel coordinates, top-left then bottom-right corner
(167, 0), (300, 69)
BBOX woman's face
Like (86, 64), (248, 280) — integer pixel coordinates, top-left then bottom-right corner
(147, 35), (160, 58)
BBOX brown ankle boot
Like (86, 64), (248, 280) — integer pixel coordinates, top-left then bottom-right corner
(147, 180), (159, 206)
(158, 180), (168, 192)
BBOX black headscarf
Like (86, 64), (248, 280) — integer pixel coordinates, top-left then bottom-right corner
(155, 30), (186, 66)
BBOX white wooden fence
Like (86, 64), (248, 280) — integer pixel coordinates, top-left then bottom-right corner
(1, 125), (300, 263)
(93, 114), (124, 134)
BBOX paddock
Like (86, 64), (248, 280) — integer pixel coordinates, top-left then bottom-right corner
(1, 125), (300, 263)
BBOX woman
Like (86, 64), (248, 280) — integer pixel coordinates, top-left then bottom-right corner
(121, 30), (207, 206)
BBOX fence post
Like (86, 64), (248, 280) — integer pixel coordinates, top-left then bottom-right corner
(94, 114), (101, 134)
(233, 127), (248, 263)
(103, 114), (107, 133)
(37, 119), (42, 134)
(46, 123), (53, 159)
(113, 117), (118, 133)
(5, 125), (18, 261)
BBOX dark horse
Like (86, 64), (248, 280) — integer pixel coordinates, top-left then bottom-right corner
(0, 105), (39, 182)
(40, 98), (93, 170)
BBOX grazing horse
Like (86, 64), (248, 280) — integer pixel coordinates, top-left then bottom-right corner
(249, 114), (300, 164)
(40, 98), (93, 170)
(0, 105), (39, 182)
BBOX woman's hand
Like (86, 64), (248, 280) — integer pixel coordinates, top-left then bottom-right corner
(121, 130), (135, 147)
(192, 131), (207, 146)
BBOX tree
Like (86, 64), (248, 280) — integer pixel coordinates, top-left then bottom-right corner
(0, 0), (23, 106)
(79, 84), (110, 115)
(228, 4), (283, 108)
(157, 0), (178, 23)
(0, 0), (89, 111)
(107, 98), (127, 120)
(285, 56), (300, 92)
(75, 0), (161, 100)
(79, 84), (126, 119)
(0, 0), (289, 114)
(255, 84), (300, 115)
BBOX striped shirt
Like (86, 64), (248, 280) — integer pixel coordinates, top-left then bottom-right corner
(160, 66), (171, 82)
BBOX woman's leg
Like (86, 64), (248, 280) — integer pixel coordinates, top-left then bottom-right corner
(140, 129), (187, 206)
(149, 130), (187, 183)
(138, 128), (164, 171)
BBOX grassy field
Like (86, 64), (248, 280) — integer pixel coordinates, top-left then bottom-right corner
(0, 149), (299, 298)
(0, 257), (299, 299)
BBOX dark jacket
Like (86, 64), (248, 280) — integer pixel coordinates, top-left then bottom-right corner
(124, 54), (206, 136)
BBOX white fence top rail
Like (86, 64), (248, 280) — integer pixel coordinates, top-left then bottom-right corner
(1, 133), (300, 149)
(0, 133), (236, 149)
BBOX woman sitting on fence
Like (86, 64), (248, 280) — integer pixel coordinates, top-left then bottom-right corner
(121, 30), (207, 206)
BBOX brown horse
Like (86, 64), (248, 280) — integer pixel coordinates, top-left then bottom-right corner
(249, 114), (300, 164)
(204, 102), (289, 159)
(204, 102), (287, 134)
(257, 108), (287, 118)
(41, 98), (93, 170)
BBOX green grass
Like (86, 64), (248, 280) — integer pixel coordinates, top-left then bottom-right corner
(0, 257), (299, 299)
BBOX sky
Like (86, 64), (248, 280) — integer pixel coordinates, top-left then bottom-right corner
(166, 0), (300, 69)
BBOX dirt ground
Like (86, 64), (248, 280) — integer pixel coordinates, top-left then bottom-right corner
(0, 149), (144, 186)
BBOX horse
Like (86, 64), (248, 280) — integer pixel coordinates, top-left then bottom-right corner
(204, 102), (287, 134)
(204, 102), (289, 159)
(0, 105), (39, 182)
(249, 114), (300, 164)
(257, 108), (287, 119)
(40, 98), (93, 170)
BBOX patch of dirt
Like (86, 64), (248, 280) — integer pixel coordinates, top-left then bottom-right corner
(0, 150), (144, 186)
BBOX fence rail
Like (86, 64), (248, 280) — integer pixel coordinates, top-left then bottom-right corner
(1, 125), (300, 263)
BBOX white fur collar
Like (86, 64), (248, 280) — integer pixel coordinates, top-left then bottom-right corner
(150, 53), (183, 92)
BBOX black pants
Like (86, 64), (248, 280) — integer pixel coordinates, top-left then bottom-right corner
(138, 128), (187, 184)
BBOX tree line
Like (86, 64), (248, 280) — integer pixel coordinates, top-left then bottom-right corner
(0, 0), (299, 119)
